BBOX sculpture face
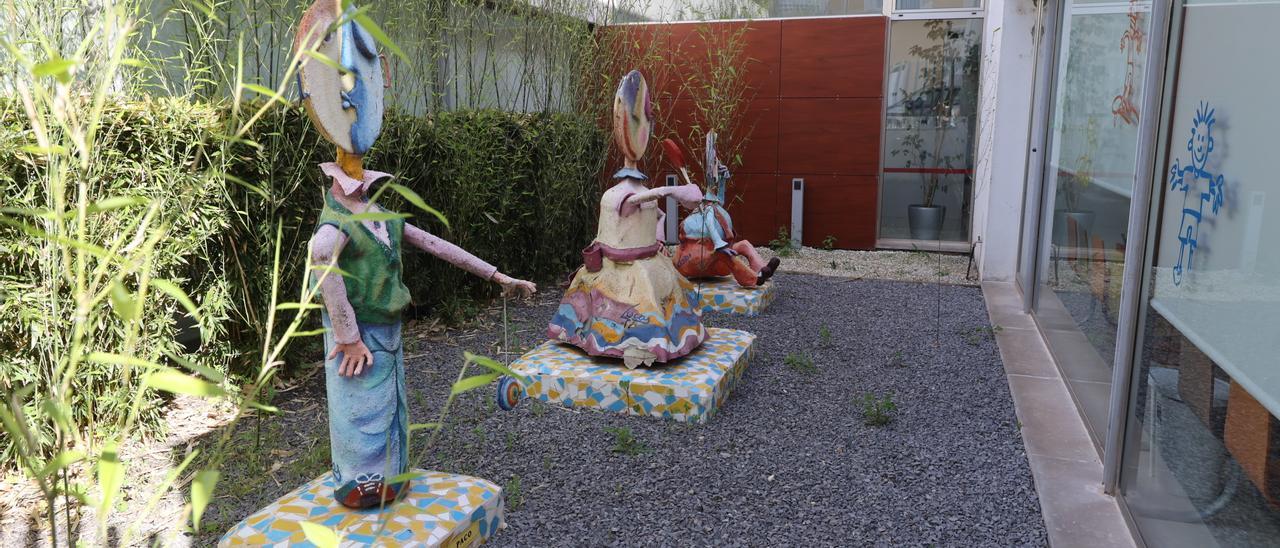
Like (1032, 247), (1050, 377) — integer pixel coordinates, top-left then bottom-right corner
(295, 0), (385, 155)
(612, 70), (652, 162)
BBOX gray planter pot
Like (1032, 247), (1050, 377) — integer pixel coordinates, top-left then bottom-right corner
(1052, 210), (1096, 247)
(907, 205), (946, 241)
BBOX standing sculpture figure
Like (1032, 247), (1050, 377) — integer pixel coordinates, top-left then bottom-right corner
(674, 132), (780, 288)
(296, 0), (535, 509)
(547, 71), (707, 368)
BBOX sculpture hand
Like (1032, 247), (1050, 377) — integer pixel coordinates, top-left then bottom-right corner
(672, 183), (704, 205)
(494, 272), (537, 298)
(330, 339), (373, 377)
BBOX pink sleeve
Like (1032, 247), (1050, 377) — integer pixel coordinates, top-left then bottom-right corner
(618, 192), (640, 217)
(403, 223), (499, 280)
(311, 225), (360, 345)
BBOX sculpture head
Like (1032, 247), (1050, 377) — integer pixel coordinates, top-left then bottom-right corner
(295, 0), (387, 162)
(612, 70), (652, 164)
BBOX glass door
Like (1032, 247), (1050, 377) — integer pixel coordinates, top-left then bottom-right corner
(1119, 0), (1280, 544)
(1031, 0), (1154, 443)
(878, 17), (983, 247)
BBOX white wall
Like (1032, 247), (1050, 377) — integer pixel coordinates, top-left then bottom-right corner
(973, 0), (1041, 280)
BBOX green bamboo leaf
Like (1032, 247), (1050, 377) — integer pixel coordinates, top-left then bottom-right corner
(386, 470), (426, 484)
(88, 196), (148, 214)
(33, 56), (76, 84)
(247, 400), (280, 413)
(98, 443), (124, 511)
(38, 450), (85, 479)
(275, 302), (324, 311)
(302, 50), (350, 76)
(223, 174), (267, 199)
(408, 423), (440, 433)
(464, 352), (524, 383)
(352, 13), (408, 65)
(108, 281), (137, 321)
(346, 211), (410, 222)
(288, 328), (328, 338)
(145, 370), (226, 397)
(385, 183), (449, 227)
(86, 352), (164, 370)
(40, 399), (73, 434)
(151, 279), (202, 326)
(451, 373), (499, 395)
(191, 469), (219, 531)
(299, 522), (341, 548)
(309, 264), (353, 278)
(19, 144), (67, 155)
(162, 349), (225, 383)
(241, 83), (288, 106)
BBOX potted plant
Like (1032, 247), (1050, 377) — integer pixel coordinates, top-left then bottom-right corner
(1053, 116), (1098, 246)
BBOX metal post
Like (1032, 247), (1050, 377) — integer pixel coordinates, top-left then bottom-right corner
(1102, 0), (1176, 495)
(791, 178), (804, 247)
(664, 174), (679, 245)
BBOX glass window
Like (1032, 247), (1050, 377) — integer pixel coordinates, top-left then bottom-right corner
(1032, 0), (1151, 439)
(879, 18), (982, 243)
(895, 0), (982, 11)
(1121, 0), (1280, 545)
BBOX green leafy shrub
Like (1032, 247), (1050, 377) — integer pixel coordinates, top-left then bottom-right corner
(0, 97), (235, 464)
(862, 392), (897, 426)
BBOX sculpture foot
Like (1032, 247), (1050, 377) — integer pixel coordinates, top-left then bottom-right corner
(336, 474), (409, 509)
(621, 347), (657, 369)
(757, 257), (781, 286)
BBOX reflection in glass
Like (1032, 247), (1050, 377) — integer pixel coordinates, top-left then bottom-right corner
(896, 0), (982, 9)
(1032, 0), (1150, 440)
(879, 18), (981, 242)
(1122, 2), (1280, 545)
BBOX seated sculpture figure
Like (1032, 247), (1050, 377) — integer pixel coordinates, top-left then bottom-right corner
(674, 132), (780, 288)
(547, 70), (707, 369)
(297, 0), (535, 509)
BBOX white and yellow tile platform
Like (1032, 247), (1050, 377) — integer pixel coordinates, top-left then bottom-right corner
(219, 470), (504, 547)
(509, 327), (755, 423)
(694, 278), (777, 316)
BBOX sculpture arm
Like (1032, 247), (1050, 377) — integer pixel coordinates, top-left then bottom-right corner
(403, 222), (499, 281)
(311, 224), (360, 345)
(623, 183), (703, 212)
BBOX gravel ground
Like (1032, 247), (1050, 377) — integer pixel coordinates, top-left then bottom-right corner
(191, 273), (1046, 546)
(763, 247), (978, 286)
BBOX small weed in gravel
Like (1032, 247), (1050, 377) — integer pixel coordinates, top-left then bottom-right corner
(530, 400), (547, 417)
(862, 392), (897, 427)
(888, 350), (907, 368)
(505, 431), (517, 452)
(784, 352), (817, 374)
(960, 325), (1003, 345)
(822, 235), (837, 250)
(505, 475), (524, 510)
(819, 326), (833, 346)
(606, 426), (647, 455)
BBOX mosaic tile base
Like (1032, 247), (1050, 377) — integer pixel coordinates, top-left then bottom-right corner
(510, 327), (755, 423)
(219, 470), (504, 547)
(694, 277), (777, 317)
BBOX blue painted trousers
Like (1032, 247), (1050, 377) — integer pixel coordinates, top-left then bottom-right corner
(322, 314), (409, 508)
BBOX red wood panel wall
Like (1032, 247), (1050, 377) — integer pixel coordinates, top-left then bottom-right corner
(608, 16), (887, 249)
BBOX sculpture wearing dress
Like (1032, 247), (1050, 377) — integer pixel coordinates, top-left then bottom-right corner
(296, 0), (535, 509)
(673, 132), (780, 288)
(547, 70), (707, 369)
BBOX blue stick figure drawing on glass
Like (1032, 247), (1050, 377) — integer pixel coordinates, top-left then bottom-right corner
(1167, 101), (1227, 285)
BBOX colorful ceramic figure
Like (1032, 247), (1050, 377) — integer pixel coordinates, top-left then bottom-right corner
(673, 132), (780, 288)
(547, 70), (707, 369)
(297, 0), (535, 509)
